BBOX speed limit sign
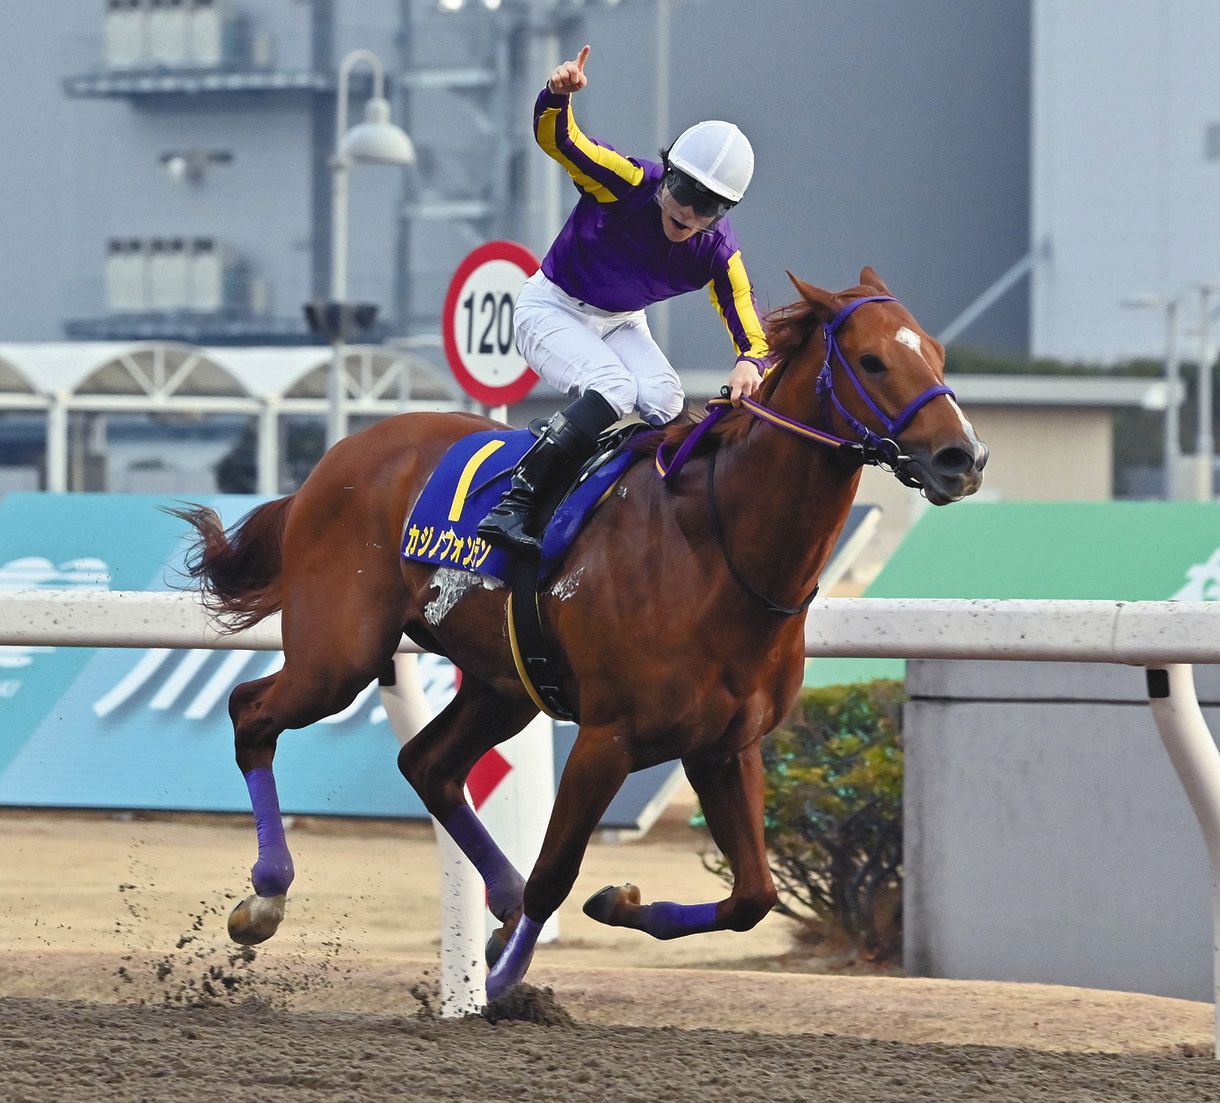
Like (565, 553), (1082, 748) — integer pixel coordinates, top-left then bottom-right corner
(442, 240), (540, 406)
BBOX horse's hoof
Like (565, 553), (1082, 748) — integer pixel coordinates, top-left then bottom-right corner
(582, 883), (641, 927)
(485, 926), (508, 968)
(485, 914), (542, 1001)
(485, 969), (521, 1003)
(227, 893), (286, 945)
(485, 908), (522, 968)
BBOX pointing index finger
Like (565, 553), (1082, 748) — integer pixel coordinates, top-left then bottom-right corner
(575, 44), (591, 71)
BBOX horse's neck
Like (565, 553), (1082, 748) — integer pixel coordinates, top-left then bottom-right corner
(714, 390), (862, 605)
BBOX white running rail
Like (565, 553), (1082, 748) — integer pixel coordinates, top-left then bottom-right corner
(1, 591), (1218, 1050)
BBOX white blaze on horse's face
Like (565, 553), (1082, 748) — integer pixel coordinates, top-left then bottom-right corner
(886, 322), (973, 436)
(895, 326), (923, 358)
(945, 395), (977, 439)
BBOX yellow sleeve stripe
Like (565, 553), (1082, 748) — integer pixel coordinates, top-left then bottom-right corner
(535, 106), (644, 203)
(708, 250), (769, 358)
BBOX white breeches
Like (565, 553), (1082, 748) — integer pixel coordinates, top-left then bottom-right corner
(513, 271), (685, 425)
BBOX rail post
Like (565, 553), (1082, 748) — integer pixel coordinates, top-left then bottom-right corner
(1146, 663), (1220, 1056)
(379, 652), (485, 1016)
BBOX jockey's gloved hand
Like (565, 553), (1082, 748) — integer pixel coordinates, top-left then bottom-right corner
(728, 357), (764, 406)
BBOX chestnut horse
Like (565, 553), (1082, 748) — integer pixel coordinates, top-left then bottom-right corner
(173, 268), (986, 999)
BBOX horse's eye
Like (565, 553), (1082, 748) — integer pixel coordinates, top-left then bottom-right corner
(858, 354), (886, 375)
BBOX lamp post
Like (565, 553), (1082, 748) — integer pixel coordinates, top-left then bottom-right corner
(1122, 293), (1184, 499)
(315, 49), (416, 451)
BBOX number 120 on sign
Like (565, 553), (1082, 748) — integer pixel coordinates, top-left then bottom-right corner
(461, 287), (514, 358)
(443, 241), (540, 407)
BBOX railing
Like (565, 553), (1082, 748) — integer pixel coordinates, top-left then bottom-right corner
(1, 591), (1218, 1050)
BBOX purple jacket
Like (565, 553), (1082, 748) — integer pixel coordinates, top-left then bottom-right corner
(534, 88), (768, 367)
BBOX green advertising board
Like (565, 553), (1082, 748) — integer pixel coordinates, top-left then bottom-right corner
(806, 501), (1220, 686)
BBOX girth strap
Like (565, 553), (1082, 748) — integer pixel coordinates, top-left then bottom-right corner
(507, 557), (578, 722)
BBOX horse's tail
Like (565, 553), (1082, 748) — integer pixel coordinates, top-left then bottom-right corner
(165, 497), (294, 632)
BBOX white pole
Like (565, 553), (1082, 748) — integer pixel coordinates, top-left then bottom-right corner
(327, 144), (350, 451)
(1164, 298), (1182, 500)
(651, 0), (672, 355)
(379, 653), (484, 1016)
(1145, 664), (1220, 1057)
(46, 392), (68, 493)
(256, 399), (279, 498)
(530, 5), (563, 247)
(1197, 286), (1215, 501)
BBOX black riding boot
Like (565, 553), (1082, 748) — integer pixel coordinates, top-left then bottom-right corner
(477, 390), (618, 554)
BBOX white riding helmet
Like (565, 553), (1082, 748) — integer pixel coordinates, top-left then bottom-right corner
(666, 120), (755, 205)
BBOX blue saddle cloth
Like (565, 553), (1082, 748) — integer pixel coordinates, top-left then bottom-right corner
(401, 428), (639, 584)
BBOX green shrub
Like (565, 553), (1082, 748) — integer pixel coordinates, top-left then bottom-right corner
(702, 680), (906, 960)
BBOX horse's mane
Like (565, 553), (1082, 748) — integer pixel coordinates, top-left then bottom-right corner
(635, 285), (863, 461)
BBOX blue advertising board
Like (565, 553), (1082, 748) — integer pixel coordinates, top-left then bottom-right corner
(0, 492), (438, 819)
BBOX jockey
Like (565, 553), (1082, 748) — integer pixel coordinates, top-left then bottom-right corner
(477, 43), (769, 554)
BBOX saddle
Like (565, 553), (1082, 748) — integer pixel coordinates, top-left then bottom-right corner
(401, 421), (653, 722)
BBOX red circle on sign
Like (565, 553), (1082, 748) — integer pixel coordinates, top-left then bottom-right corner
(442, 240), (541, 406)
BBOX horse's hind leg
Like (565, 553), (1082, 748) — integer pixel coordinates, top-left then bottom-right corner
(582, 740), (778, 940)
(398, 675), (539, 924)
(224, 671), (296, 944)
(227, 626), (403, 944)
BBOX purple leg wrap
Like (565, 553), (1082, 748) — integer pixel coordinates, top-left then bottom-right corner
(639, 900), (720, 941)
(244, 767), (295, 897)
(443, 805), (526, 920)
(485, 914), (541, 1000)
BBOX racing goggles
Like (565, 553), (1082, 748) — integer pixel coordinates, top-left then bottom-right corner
(661, 165), (736, 222)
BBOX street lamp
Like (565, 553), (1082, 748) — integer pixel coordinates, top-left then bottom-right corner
(1121, 292), (1184, 499)
(314, 49), (416, 451)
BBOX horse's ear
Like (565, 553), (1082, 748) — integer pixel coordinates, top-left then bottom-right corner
(859, 266), (893, 295)
(786, 271), (837, 316)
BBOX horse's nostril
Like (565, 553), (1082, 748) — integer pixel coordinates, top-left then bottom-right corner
(932, 446), (974, 476)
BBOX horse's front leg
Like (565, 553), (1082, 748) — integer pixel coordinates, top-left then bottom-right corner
(485, 728), (632, 999)
(583, 739), (778, 940)
(226, 674), (295, 945)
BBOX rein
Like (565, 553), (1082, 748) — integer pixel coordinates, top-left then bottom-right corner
(654, 294), (956, 615)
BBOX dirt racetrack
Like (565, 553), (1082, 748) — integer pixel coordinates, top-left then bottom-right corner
(2, 805), (1218, 1102)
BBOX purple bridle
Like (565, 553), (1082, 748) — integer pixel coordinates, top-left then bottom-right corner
(657, 294), (955, 483)
(815, 294), (955, 470)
